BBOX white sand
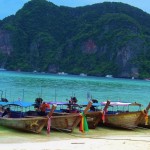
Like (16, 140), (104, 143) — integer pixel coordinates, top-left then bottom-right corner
(0, 135), (150, 150)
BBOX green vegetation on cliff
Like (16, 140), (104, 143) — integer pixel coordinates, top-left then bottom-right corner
(0, 0), (150, 78)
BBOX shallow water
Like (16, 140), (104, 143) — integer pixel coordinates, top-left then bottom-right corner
(0, 71), (150, 142)
(0, 71), (150, 105)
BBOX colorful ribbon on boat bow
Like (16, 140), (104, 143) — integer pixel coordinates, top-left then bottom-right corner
(143, 110), (149, 125)
(102, 110), (106, 123)
(47, 116), (52, 134)
(145, 115), (148, 125)
(79, 113), (89, 132)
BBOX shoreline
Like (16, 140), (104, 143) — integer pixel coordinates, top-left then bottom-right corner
(0, 69), (146, 80)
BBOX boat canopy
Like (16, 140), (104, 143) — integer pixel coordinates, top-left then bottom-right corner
(48, 101), (68, 105)
(80, 101), (100, 107)
(101, 101), (132, 106)
(2, 101), (34, 108)
(101, 101), (142, 107)
(47, 101), (80, 107)
(0, 101), (8, 106)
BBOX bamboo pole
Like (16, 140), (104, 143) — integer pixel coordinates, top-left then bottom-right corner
(83, 101), (93, 114)
(103, 100), (110, 112)
(145, 102), (150, 113)
(47, 104), (57, 118)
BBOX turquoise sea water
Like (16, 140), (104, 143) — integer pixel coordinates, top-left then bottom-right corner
(0, 71), (150, 107)
(0, 71), (150, 142)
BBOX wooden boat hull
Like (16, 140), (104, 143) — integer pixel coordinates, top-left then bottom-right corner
(103, 111), (143, 129)
(50, 113), (81, 132)
(0, 117), (47, 133)
(85, 111), (102, 129)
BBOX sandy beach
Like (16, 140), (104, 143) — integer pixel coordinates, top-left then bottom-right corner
(0, 135), (150, 150)
(0, 127), (150, 150)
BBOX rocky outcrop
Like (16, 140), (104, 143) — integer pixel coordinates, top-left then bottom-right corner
(0, 29), (12, 55)
(82, 39), (98, 54)
(0, 29), (13, 68)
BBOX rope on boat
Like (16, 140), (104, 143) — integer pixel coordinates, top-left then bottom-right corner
(50, 127), (150, 143)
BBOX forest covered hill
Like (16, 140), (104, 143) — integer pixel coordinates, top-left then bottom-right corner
(0, 0), (150, 78)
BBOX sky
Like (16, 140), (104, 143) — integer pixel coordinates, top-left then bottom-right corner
(0, 0), (150, 20)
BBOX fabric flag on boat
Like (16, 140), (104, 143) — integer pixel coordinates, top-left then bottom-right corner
(87, 92), (91, 101)
(102, 110), (106, 123)
(79, 113), (89, 132)
(47, 116), (52, 134)
(144, 111), (149, 125)
(102, 102), (109, 123)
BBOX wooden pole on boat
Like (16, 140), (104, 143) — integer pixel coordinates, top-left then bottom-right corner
(4, 90), (6, 98)
(46, 104), (57, 134)
(68, 101), (93, 131)
(40, 86), (42, 98)
(47, 104), (57, 118)
(145, 102), (150, 113)
(144, 102), (150, 125)
(54, 87), (56, 102)
(22, 89), (24, 101)
(0, 90), (3, 99)
(83, 101), (93, 114)
(101, 100), (110, 123)
(103, 100), (110, 112)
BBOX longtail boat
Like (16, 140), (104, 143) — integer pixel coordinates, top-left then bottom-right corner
(0, 101), (56, 133)
(48, 101), (92, 132)
(100, 101), (144, 129)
